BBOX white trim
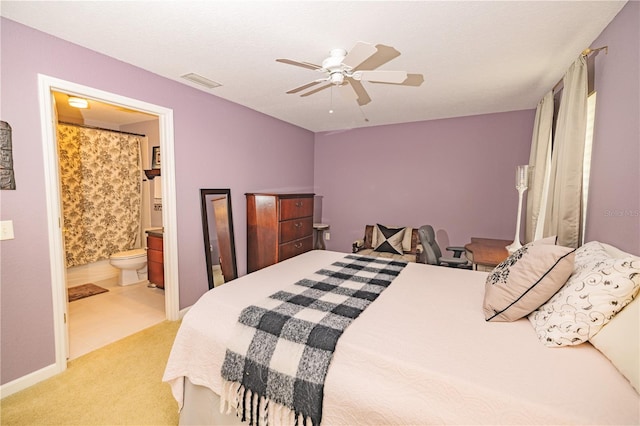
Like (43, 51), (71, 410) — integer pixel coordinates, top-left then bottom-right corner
(36, 75), (180, 384)
(178, 306), (192, 319)
(581, 92), (597, 246)
(0, 363), (60, 398)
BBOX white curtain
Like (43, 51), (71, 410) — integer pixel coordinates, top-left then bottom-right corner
(544, 56), (588, 248)
(526, 55), (588, 248)
(525, 90), (554, 243)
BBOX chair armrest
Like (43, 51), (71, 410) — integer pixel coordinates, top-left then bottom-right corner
(415, 244), (424, 263)
(352, 239), (365, 253)
(440, 256), (470, 267)
(446, 246), (466, 258)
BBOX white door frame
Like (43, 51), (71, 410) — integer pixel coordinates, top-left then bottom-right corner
(37, 74), (180, 374)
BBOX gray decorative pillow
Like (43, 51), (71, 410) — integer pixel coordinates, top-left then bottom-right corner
(373, 224), (405, 255)
(484, 242), (576, 322)
(528, 241), (640, 347)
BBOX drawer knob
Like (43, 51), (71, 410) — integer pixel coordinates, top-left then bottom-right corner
(295, 201), (303, 207)
(294, 222), (301, 228)
(295, 242), (302, 248)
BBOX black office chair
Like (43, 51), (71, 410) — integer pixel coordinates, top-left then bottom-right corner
(418, 225), (470, 268)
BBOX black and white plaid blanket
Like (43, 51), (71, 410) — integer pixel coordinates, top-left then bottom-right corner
(220, 254), (408, 426)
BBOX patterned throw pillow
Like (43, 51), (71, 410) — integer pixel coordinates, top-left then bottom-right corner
(528, 241), (640, 347)
(371, 226), (413, 252)
(373, 224), (406, 255)
(483, 241), (575, 322)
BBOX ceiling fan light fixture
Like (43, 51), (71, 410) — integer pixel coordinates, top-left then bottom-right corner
(329, 72), (344, 85)
(68, 96), (88, 109)
(279, 41), (423, 108)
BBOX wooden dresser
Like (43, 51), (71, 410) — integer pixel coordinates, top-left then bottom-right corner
(246, 193), (314, 273)
(146, 232), (164, 289)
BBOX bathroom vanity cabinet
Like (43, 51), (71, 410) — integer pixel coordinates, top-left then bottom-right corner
(147, 233), (164, 289)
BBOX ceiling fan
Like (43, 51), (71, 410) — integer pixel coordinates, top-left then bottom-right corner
(276, 42), (424, 107)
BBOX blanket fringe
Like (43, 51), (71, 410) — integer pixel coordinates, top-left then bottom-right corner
(220, 379), (313, 426)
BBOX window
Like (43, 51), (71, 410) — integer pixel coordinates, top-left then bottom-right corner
(581, 92), (597, 245)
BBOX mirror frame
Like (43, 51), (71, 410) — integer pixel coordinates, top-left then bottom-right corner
(200, 188), (238, 289)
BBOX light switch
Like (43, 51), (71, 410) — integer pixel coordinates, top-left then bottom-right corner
(0, 220), (15, 240)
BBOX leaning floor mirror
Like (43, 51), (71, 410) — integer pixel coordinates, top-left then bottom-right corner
(200, 189), (238, 289)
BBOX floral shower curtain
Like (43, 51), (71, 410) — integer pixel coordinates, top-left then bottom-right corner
(57, 123), (143, 267)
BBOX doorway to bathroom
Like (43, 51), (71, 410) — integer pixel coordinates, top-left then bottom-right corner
(55, 94), (165, 359)
(38, 75), (179, 373)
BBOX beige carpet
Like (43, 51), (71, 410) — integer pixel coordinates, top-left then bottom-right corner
(1, 320), (181, 425)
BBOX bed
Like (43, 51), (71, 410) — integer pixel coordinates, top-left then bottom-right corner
(163, 248), (639, 425)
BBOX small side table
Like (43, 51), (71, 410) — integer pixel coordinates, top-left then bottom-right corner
(313, 223), (329, 250)
(464, 237), (511, 272)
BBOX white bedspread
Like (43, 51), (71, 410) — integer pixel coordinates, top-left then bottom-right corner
(163, 250), (640, 425)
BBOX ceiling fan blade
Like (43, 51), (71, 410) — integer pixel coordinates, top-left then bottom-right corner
(347, 78), (372, 106)
(354, 44), (401, 71)
(338, 83), (357, 101)
(355, 70), (408, 84)
(370, 73), (425, 87)
(276, 58), (322, 70)
(286, 80), (324, 94)
(342, 42), (378, 69)
(300, 83), (332, 97)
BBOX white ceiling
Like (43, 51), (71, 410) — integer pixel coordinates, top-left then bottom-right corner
(1, 1), (626, 133)
(52, 91), (156, 127)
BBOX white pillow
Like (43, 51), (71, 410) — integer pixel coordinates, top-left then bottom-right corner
(590, 296), (639, 393)
(529, 241), (640, 347)
(483, 242), (575, 322)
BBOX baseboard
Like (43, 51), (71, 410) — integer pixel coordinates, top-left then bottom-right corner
(178, 306), (191, 319)
(0, 362), (62, 399)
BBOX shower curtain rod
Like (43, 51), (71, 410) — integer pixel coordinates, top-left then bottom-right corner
(58, 121), (146, 137)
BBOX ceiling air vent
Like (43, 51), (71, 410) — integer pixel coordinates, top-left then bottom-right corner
(180, 73), (222, 89)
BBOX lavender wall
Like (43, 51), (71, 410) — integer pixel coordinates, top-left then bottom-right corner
(314, 110), (535, 253)
(0, 19), (314, 384)
(585, 1), (640, 255)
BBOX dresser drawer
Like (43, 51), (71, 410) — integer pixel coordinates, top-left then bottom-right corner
(278, 236), (313, 262)
(279, 197), (313, 221)
(279, 218), (313, 243)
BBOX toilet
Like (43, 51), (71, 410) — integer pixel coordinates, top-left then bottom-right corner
(109, 248), (148, 286)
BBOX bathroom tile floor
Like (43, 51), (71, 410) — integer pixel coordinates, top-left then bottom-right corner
(68, 277), (165, 360)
